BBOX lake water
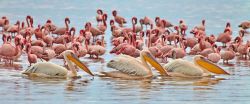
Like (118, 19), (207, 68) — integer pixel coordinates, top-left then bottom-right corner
(0, 0), (250, 104)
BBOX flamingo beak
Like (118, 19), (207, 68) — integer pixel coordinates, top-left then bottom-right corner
(67, 53), (94, 76)
(142, 51), (168, 76)
(195, 57), (230, 75)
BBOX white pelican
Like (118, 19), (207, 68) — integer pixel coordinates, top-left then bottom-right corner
(163, 55), (229, 77)
(102, 50), (168, 80)
(22, 50), (94, 78)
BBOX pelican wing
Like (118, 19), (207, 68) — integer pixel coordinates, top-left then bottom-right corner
(107, 55), (150, 76)
(22, 62), (68, 76)
(164, 59), (203, 76)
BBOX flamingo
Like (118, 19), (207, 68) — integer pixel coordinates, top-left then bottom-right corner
(216, 30), (232, 47)
(142, 16), (154, 30)
(166, 38), (186, 59)
(51, 17), (70, 35)
(96, 9), (104, 25)
(239, 21), (250, 30)
(166, 26), (179, 46)
(26, 44), (37, 66)
(22, 50), (94, 78)
(44, 19), (57, 32)
(7, 21), (20, 37)
(0, 35), (22, 65)
(86, 37), (106, 59)
(220, 45), (235, 64)
(87, 22), (104, 42)
(194, 19), (206, 31)
(179, 20), (188, 36)
(3, 19), (10, 32)
(97, 13), (108, 32)
(236, 37), (250, 59)
(208, 45), (221, 63)
(41, 48), (56, 61)
(132, 17), (143, 33)
(0, 16), (8, 31)
(112, 10), (127, 27)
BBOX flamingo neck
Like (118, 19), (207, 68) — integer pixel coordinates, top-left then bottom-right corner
(103, 19), (107, 26)
(65, 21), (69, 31)
(26, 18), (30, 27)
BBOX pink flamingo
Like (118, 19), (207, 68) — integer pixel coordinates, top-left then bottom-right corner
(135, 31), (144, 50)
(0, 35), (21, 65)
(182, 37), (198, 50)
(166, 38), (186, 59)
(235, 37), (250, 59)
(224, 22), (232, 35)
(25, 43), (44, 59)
(44, 19), (57, 32)
(166, 26), (179, 46)
(96, 9), (104, 25)
(7, 21), (20, 37)
(41, 48), (56, 61)
(0, 16), (8, 30)
(87, 22), (104, 42)
(142, 16), (154, 30)
(239, 21), (250, 30)
(131, 17), (143, 33)
(51, 17), (70, 35)
(112, 10), (127, 27)
(97, 13), (108, 32)
(179, 20), (188, 36)
(216, 29), (232, 47)
(220, 45), (235, 64)
(2, 20), (10, 32)
(195, 19), (206, 31)
(26, 44), (37, 66)
(86, 39), (106, 59)
(208, 45), (221, 63)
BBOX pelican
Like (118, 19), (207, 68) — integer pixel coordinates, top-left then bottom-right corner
(102, 50), (167, 80)
(163, 55), (229, 77)
(22, 50), (94, 78)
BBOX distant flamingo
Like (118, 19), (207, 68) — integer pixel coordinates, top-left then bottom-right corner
(132, 17), (143, 33)
(179, 20), (188, 36)
(51, 17), (70, 35)
(208, 44), (221, 63)
(97, 13), (108, 32)
(239, 21), (250, 30)
(195, 19), (206, 31)
(216, 29), (231, 47)
(26, 44), (37, 66)
(112, 10), (127, 27)
(96, 9), (104, 25)
(142, 16), (154, 30)
(220, 45), (235, 64)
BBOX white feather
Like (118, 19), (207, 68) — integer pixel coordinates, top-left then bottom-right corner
(164, 59), (203, 76)
(22, 62), (68, 76)
(107, 54), (151, 76)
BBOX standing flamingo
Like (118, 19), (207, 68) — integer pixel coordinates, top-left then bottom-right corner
(96, 9), (104, 25)
(179, 20), (188, 36)
(51, 17), (70, 35)
(112, 10), (127, 27)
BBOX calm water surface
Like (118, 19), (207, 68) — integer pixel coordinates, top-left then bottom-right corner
(0, 0), (250, 104)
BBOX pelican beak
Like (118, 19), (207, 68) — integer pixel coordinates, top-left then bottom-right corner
(195, 57), (230, 75)
(67, 53), (94, 76)
(142, 51), (168, 76)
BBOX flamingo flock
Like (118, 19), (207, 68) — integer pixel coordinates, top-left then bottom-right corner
(0, 9), (250, 79)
